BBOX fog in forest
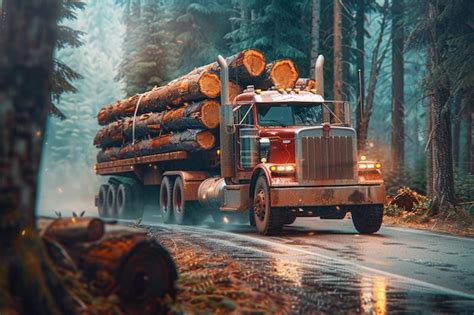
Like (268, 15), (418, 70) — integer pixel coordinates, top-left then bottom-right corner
(37, 0), (473, 216)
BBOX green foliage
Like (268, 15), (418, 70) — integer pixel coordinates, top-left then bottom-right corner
(52, 0), (86, 116)
(226, 0), (310, 76)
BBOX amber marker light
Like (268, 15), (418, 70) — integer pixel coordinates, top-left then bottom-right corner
(216, 149), (221, 155)
(375, 162), (382, 169)
(270, 164), (295, 174)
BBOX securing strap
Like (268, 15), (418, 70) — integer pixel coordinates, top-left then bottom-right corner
(132, 93), (145, 156)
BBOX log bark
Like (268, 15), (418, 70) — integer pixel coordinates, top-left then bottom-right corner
(254, 59), (299, 90)
(98, 71), (220, 125)
(97, 49), (265, 125)
(44, 218), (105, 244)
(94, 100), (220, 148)
(67, 230), (177, 315)
(187, 48), (266, 84)
(97, 129), (216, 162)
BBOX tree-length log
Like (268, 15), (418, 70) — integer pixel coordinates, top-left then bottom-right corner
(44, 217), (104, 244)
(187, 48), (266, 83)
(254, 59), (299, 90)
(97, 49), (265, 125)
(94, 100), (220, 148)
(68, 231), (178, 314)
(97, 71), (221, 125)
(97, 129), (216, 162)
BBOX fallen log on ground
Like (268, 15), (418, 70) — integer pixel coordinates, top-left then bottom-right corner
(65, 230), (177, 314)
(97, 129), (216, 162)
(254, 59), (299, 90)
(97, 49), (265, 125)
(44, 217), (105, 244)
(94, 100), (220, 148)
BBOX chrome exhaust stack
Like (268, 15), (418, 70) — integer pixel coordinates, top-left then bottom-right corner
(217, 55), (234, 180)
(315, 54), (325, 97)
(315, 55), (329, 122)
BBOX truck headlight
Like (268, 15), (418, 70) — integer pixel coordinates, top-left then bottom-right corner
(358, 161), (382, 170)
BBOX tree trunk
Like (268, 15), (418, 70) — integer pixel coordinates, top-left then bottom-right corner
(97, 129), (216, 162)
(254, 59), (299, 90)
(355, 0), (365, 151)
(464, 93), (472, 174)
(357, 0), (389, 153)
(390, 0), (405, 175)
(94, 100), (220, 148)
(310, 0), (321, 79)
(0, 1), (78, 314)
(426, 2), (456, 214)
(452, 93), (462, 170)
(98, 49), (266, 125)
(333, 0), (343, 116)
(425, 49), (435, 198)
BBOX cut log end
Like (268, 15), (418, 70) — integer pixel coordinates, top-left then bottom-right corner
(243, 49), (266, 77)
(198, 72), (221, 98)
(196, 130), (216, 150)
(271, 59), (299, 89)
(200, 100), (220, 129)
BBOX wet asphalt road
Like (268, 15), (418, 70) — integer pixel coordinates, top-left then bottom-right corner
(140, 212), (474, 313)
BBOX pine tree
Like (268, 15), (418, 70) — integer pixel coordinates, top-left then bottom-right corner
(227, 0), (310, 76)
(39, 0), (125, 214)
(52, 0), (86, 118)
(407, 0), (474, 212)
(0, 1), (77, 312)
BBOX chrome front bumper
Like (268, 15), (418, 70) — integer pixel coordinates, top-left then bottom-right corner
(270, 184), (385, 207)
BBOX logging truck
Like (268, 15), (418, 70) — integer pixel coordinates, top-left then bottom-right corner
(95, 54), (385, 235)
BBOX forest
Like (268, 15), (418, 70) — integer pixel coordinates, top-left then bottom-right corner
(0, 0), (473, 313)
(31, 0), (472, 217)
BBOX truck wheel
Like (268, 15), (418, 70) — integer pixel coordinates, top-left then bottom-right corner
(172, 177), (196, 225)
(351, 204), (384, 234)
(253, 176), (284, 235)
(159, 176), (174, 223)
(116, 183), (137, 219)
(97, 184), (109, 218)
(106, 184), (118, 218)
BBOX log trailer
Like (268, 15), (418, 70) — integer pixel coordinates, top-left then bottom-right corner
(95, 55), (385, 235)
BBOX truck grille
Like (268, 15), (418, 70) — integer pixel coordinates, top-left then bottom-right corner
(301, 136), (355, 180)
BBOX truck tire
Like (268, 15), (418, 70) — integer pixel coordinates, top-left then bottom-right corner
(172, 177), (198, 225)
(253, 176), (285, 235)
(116, 183), (137, 219)
(159, 176), (174, 223)
(97, 184), (109, 218)
(351, 204), (384, 234)
(106, 184), (118, 218)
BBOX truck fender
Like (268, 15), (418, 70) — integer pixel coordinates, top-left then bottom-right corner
(249, 165), (272, 199)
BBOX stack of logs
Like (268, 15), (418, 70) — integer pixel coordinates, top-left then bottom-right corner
(94, 49), (301, 162)
(42, 217), (177, 314)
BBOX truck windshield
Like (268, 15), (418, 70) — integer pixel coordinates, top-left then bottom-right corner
(257, 103), (323, 127)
